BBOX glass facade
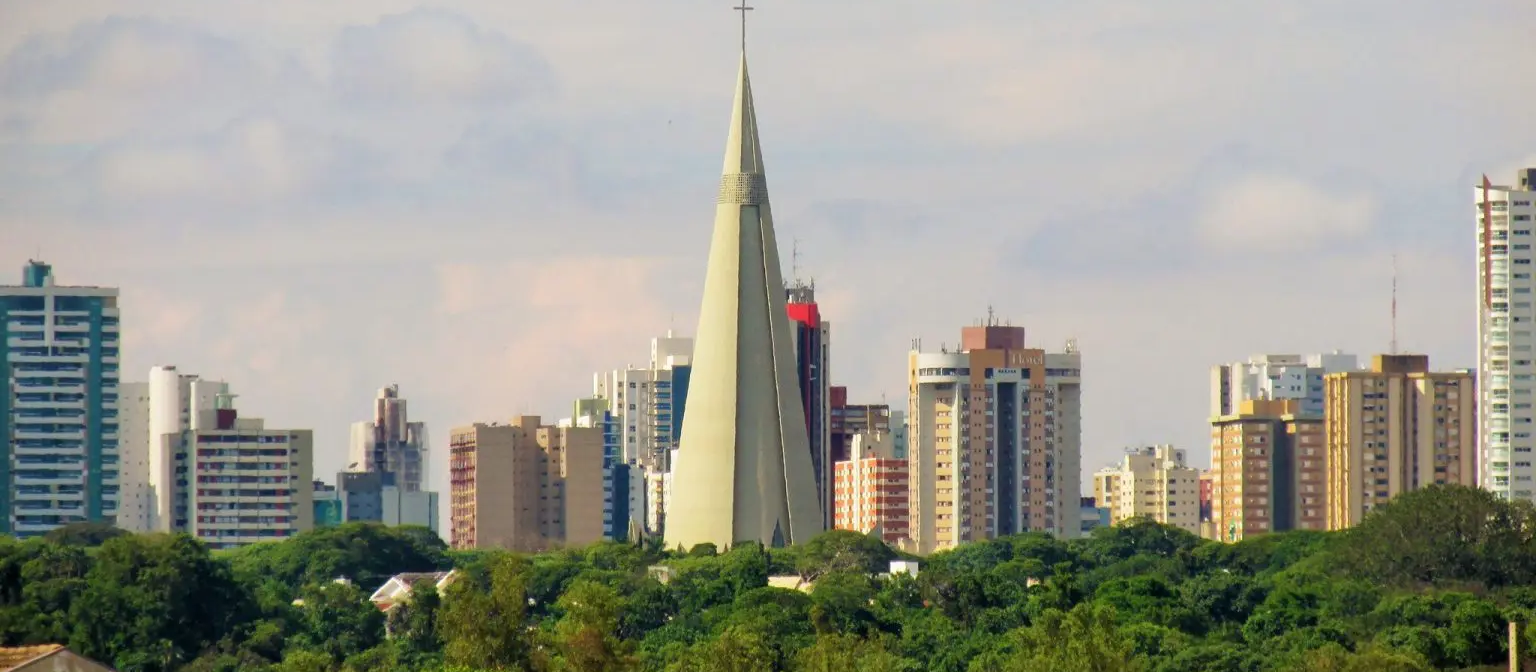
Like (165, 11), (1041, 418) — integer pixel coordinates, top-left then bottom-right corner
(1, 261), (121, 537)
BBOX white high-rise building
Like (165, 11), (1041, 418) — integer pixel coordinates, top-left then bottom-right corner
(116, 383), (154, 532)
(126, 366), (314, 547)
(1211, 353), (1360, 419)
(593, 333), (693, 471)
(1478, 168), (1536, 500)
(0, 261), (121, 538)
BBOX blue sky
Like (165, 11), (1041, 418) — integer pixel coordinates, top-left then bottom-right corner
(3, 0), (1534, 507)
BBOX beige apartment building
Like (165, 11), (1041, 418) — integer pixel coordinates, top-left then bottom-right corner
(447, 416), (605, 551)
(908, 321), (1083, 553)
(1092, 445), (1200, 533)
(1323, 354), (1475, 530)
(1209, 399), (1325, 542)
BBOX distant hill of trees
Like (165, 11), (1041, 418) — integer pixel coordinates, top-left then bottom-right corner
(2, 485), (1536, 671)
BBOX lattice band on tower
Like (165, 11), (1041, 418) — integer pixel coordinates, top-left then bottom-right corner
(718, 173), (769, 205)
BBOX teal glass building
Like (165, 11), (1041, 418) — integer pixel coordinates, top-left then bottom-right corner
(0, 261), (121, 537)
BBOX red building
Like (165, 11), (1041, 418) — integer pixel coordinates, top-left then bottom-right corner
(786, 284), (831, 527)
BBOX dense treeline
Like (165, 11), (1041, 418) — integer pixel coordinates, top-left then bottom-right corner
(3, 485), (1536, 671)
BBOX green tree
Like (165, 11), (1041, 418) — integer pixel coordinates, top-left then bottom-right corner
(438, 554), (534, 670)
(68, 534), (252, 672)
(551, 579), (636, 672)
(1338, 485), (1536, 587)
(794, 531), (895, 582)
(793, 634), (914, 672)
(43, 522), (130, 547)
(292, 580), (384, 663)
(974, 603), (1143, 672)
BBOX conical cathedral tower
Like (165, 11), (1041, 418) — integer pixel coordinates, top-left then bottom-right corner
(663, 50), (825, 550)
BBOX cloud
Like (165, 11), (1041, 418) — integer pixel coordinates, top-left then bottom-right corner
(329, 8), (554, 107)
(0, 17), (279, 144)
(425, 257), (686, 425)
(1197, 175), (1378, 250)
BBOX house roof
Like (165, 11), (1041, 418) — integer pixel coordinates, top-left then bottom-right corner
(369, 570), (456, 604)
(0, 645), (63, 671)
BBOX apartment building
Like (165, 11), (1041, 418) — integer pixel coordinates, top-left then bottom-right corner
(447, 417), (604, 551)
(121, 367), (314, 548)
(1209, 399), (1325, 542)
(561, 399), (641, 541)
(1212, 353), (1359, 418)
(593, 333), (692, 471)
(1324, 354), (1475, 529)
(0, 261), (121, 538)
(786, 284), (833, 528)
(185, 399), (314, 549)
(1478, 168), (1536, 501)
(348, 384), (428, 492)
(907, 320), (1083, 553)
(829, 386), (893, 464)
(832, 431), (909, 545)
(1092, 445), (1200, 533)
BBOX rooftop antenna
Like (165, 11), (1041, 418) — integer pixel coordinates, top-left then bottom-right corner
(1390, 252), (1399, 355)
(733, 3), (754, 53)
(986, 305), (996, 326)
(791, 237), (801, 285)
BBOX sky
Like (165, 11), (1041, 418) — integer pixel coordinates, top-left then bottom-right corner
(3, 0), (1535, 526)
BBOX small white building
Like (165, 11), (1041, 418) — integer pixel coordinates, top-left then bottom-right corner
(369, 570), (458, 615)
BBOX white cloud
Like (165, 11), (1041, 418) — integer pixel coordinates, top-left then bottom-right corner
(1197, 175), (1378, 249)
(328, 9), (553, 106)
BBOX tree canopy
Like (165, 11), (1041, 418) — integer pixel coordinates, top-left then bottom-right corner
(0, 485), (1533, 671)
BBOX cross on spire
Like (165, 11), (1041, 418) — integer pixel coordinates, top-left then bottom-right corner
(733, 3), (754, 52)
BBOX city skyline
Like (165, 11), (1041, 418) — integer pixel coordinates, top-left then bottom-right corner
(5, 1), (1536, 510)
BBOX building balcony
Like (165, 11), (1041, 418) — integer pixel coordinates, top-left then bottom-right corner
(14, 474), (83, 486)
(13, 430), (86, 441)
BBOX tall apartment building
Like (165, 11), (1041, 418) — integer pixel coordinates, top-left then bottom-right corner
(124, 366), (313, 548)
(907, 321), (1083, 553)
(786, 284), (833, 528)
(0, 261), (122, 537)
(348, 384), (427, 492)
(829, 386), (892, 464)
(832, 430), (909, 546)
(1324, 354), (1475, 529)
(1478, 168), (1536, 501)
(1091, 445), (1200, 533)
(1209, 399), (1325, 542)
(561, 398), (640, 541)
(593, 333), (692, 470)
(117, 383), (153, 531)
(447, 417), (605, 551)
(1212, 353), (1360, 418)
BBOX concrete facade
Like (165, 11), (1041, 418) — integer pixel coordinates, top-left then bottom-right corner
(1092, 445), (1200, 533)
(1324, 354), (1475, 530)
(663, 53), (824, 550)
(348, 384), (428, 493)
(1209, 399), (1325, 542)
(1212, 353), (1360, 419)
(1478, 168), (1536, 501)
(907, 322), (1083, 554)
(448, 417), (605, 551)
